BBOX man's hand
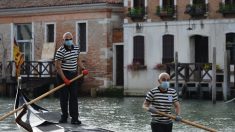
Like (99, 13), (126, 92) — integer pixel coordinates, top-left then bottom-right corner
(63, 77), (71, 85)
(82, 69), (89, 75)
(175, 115), (182, 122)
(148, 106), (157, 113)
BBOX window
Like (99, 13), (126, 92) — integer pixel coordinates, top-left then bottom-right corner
(192, 0), (205, 4)
(133, 0), (144, 8)
(16, 23), (32, 61)
(162, 35), (174, 63)
(225, 0), (235, 4)
(45, 24), (55, 43)
(162, 0), (174, 6)
(157, 0), (175, 18)
(133, 36), (145, 65)
(77, 22), (87, 52)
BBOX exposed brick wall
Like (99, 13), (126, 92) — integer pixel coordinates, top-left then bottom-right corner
(112, 29), (123, 43)
(125, 0), (225, 22)
(0, 6), (123, 92)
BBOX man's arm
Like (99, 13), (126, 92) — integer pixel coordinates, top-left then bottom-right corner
(55, 60), (66, 80)
(142, 100), (151, 111)
(173, 101), (181, 115)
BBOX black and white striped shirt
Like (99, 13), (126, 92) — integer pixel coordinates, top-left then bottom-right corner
(145, 87), (178, 123)
(54, 45), (80, 71)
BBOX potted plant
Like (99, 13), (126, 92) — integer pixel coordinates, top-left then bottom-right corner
(127, 62), (147, 71)
(154, 63), (167, 70)
(128, 7), (145, 21)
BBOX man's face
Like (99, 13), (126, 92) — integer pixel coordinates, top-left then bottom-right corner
(158, 75), (170, 84)
(64, 34), (73, 41)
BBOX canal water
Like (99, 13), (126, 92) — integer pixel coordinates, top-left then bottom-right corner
(0, 97), (235, 132)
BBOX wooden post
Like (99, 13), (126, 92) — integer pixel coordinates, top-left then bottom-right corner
(175, 52), (179, 96)
(223, 51), (228, 101)
(91, 88), (97, 97)
(227, 50), (231, 97)
(212, 47), (216, 104)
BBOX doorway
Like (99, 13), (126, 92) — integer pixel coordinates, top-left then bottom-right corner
(194, 35), (208, 63)
(115, 45), (124, 86)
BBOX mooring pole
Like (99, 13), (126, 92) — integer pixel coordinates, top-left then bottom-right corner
(212, 47), (216, 104)
(223, 51), (228, 101)
(175, 52), (179, 96)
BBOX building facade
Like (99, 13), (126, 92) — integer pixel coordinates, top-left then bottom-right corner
(123, 0), (235, 96)
(0, 0), (123, 94)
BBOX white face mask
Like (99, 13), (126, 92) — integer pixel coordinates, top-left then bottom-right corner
(160, 81), (169, 90)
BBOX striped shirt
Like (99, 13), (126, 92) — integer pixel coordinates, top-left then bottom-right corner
(145, 87), (178, 123)
(54, 45), (80, 71)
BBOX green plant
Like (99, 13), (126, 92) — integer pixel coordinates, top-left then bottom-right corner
(219, 2), (235, 13)
(203, 64), (211, 71)
(129, 7), (144, 17)
(203, 64), (223, 72)
(156, 6), (174, 16)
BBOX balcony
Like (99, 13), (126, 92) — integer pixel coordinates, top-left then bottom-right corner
(128, 7), (145, 21)
(156, 5), (176, 19)
(185, 4), (208, 18)
(219, 3), (235, 15)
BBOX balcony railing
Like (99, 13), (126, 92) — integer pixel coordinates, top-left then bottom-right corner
(219, 3), (235, 15)
(185, 3), (208, 17)
(128, 7), (145, 21)
(0, 61), (56, 80)
(165, 63), (223, 83)
(156, 5), (176, 19)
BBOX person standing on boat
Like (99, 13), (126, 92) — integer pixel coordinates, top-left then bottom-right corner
(143, 72), (181, 132)
(55, 32), (85, 125)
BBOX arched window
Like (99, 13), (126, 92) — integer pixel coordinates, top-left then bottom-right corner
(162, 35), (174, 63)
(133, 36), (145, 65)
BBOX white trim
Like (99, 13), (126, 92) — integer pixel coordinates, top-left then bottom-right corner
(131, 0), (133, 7)
(44, 22), (56, 43)
(124, 0), (128, 7)
(160, 0), (163, 6)
(76, 20), (88, 54)
(32, 22), (35, 61)
(190, 0), (192, 5)
(145, 0), (147, 7)
(10, 23), (14, 61)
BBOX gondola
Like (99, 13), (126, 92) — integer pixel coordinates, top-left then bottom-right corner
(14, 82), (113, 132)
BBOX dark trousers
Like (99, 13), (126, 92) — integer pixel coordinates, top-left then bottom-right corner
(151, 122), (173, 132)
(57, 70), (79, 120)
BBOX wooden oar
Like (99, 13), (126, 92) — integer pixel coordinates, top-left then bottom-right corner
(0, 73), (85, 121)
(225, 98), (235, 103)
(155, 110), (217, 132)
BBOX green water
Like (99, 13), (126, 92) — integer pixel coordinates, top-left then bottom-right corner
(0, 97), (234, 132)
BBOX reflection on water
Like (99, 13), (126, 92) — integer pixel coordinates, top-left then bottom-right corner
(0, 97), (235, 132)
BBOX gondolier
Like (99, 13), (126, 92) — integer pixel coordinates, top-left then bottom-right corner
(143, 72), (181, 132)
(14, 77), (113, 132)
(55, 32), (85, 125)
